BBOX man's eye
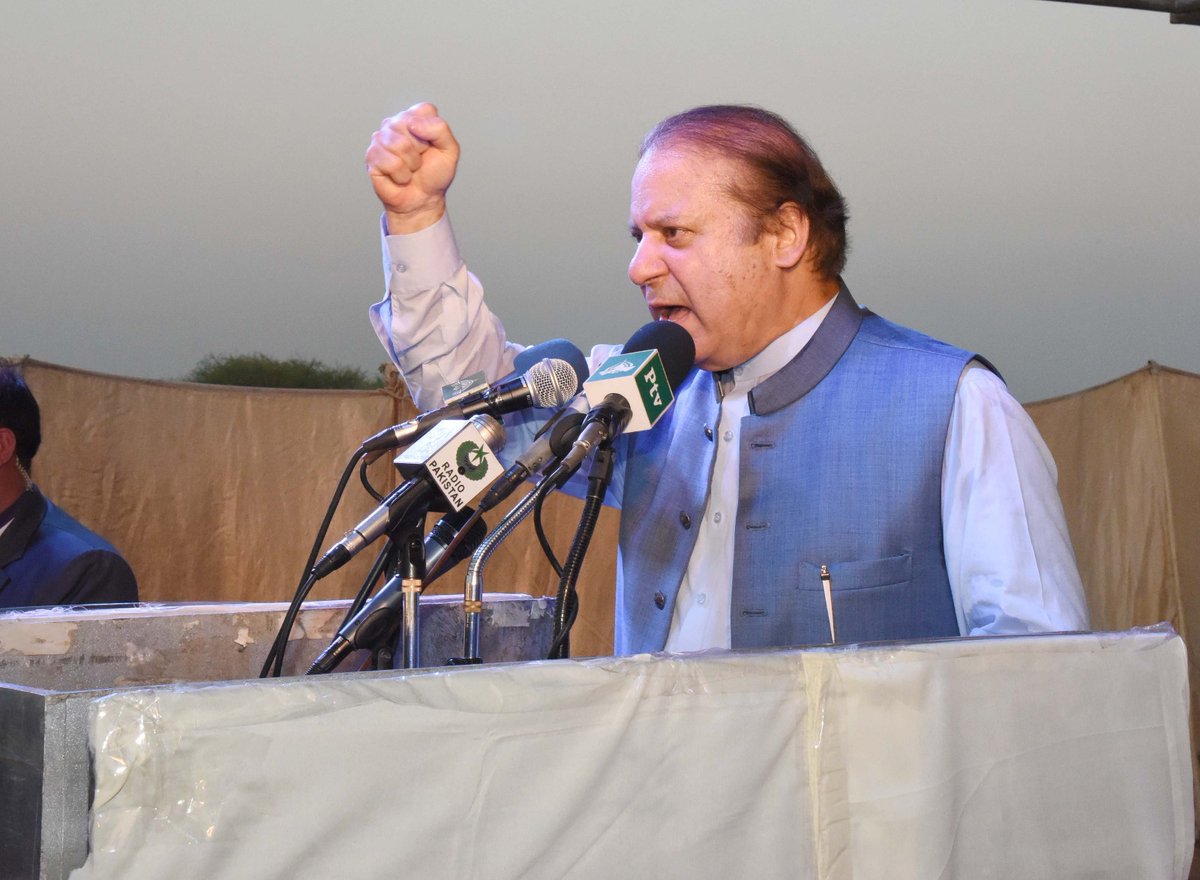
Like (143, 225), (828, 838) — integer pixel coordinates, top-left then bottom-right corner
(663, 227), (681, 241)
(630, 229), (643, 243)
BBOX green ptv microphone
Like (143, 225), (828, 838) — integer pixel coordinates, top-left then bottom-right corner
(548, 321), (696, 482)
(584, 348), (673, 432)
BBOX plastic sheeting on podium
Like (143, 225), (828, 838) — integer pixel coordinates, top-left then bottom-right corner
(71, 628), (1192, 880)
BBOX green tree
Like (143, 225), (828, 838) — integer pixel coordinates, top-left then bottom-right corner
(186, 353), (382, 390)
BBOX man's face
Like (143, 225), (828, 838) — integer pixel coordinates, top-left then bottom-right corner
(628, 147), (786, 372)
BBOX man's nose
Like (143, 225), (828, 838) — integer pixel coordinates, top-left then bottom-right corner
(628, 237), (664, 287)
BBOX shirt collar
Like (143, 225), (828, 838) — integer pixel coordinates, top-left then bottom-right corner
(723, 293), (839, 394)
(0, 493), (22, 532)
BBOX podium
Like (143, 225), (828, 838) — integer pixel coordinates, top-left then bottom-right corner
(4, 624), (1187, 879)
(1, 615), (1192, 878)
(0, 596), (554, 880)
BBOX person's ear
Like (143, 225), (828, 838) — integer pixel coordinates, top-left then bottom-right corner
(0, 428), (16, 468)
(772, 202), (809, 270)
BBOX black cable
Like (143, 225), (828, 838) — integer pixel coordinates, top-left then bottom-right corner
(260, 445), (367, 678)
(305, 447), (368, 578)
(548, 445), (614, 659)
(532, 488), (564, 577)
(545, 591), (578, 659)
(549, 491), (603, 658)
(359, 455), (386, 502)
(339, 541), (396, 627)
(261, 572), (318, 678)
(515, 408), (586, 579)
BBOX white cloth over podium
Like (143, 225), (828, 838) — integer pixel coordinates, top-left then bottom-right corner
(72, 629), (1192, 879)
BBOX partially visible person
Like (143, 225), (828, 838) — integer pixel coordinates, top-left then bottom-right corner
(0, 366), (138, 609)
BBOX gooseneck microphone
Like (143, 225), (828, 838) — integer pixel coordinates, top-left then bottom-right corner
(458, 409), (588, 662)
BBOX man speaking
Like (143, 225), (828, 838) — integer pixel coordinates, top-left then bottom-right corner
(363, 102), (1088, 654)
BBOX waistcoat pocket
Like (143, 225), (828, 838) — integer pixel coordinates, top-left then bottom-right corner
(798, 553), (913, 592)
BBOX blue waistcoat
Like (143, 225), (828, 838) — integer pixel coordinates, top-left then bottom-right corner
(614, 287), (976, 654)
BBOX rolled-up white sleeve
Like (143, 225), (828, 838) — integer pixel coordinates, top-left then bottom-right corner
(942, 364), (1091, 635)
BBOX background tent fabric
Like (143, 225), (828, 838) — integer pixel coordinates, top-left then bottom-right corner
(6, 358), (619, 657)
(1026, 361), (1200, 824)
(1027, 362), (1195, 656)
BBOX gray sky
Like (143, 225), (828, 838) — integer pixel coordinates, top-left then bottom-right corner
(2, 1), (1197, 402)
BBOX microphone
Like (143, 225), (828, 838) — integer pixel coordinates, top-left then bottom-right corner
(476, 410), (586, 512)
(361, 340), (589, 454)
(443, 335), (582, 405)
(307, 508), (488, 675)
(312, 415), (506, 579)
(547, 321), (695, 483)
(424, 506), (489, 573)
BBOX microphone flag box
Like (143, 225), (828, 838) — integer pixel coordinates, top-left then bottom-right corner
(441, 371), (488, 405)
(583, 349), (674, 433)
(394, 419), (501, 511)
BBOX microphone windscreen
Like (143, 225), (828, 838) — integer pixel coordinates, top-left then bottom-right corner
(621, 321), (696, 390)
(514, 338), (589, 394)
(524, 359), (582, 408)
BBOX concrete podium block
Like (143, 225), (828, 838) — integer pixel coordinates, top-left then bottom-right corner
(0, 595), (553, 880)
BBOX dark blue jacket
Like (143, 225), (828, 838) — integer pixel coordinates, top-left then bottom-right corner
(0, 488), (138, 609)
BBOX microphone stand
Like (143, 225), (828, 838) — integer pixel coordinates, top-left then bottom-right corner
(457, 479), (557, 664)
(349, 540), (402, 671)
(306, 507), (429, 675)
(548, 442), (615, 659)
(389, 509), (428, 670)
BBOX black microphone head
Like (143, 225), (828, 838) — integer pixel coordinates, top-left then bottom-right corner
(427, 506), (476, 547)
(621, 321), (696, 390)
(456, 517), (489, 561)
(422, 508), (490, 584)
(514, 339), (589, 394)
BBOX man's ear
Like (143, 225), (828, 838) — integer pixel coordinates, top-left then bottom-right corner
(772, 202), (810, 270)
(0, 428), (16, 468)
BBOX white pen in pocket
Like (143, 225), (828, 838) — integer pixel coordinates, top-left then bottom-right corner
(820, 564), (836, 643)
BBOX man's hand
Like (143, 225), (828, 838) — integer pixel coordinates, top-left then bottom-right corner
(366, 102), (460, 234)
